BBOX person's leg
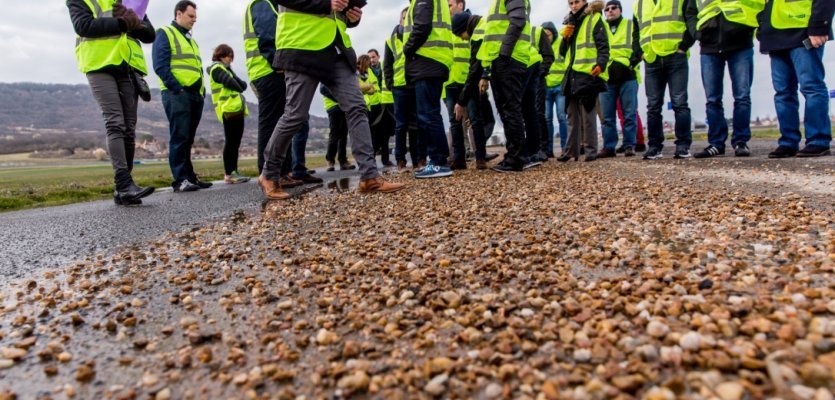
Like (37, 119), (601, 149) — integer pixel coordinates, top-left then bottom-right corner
(620, 80), (639, 148)
(87, 72), (133, 190)
(118, 74), (138, 177)
(555, 89), (569, 150)
(161, 90), (192, 187)
(791, 46), (832, 149)
(599, 83), (619, 151)
(445, 85), (466, 163)
(770, 51), (801, 150)
(644, 60), (666, 151)
(335, 110), (349, 165)
(491, 57), (527, 167)
(393, 88), (409, 164)
(564, 98), (582, 158)
(326, 111), (339, 164)
(636, 110), (645, 146)
(521, 65), (540, 159)
(291, 119), (310, 177)
(380, 105), (394, 164)
(263, 71), (318, 181)
(414, 77), (450, 167)
(465, 96), (487, 161)
(545, 86), (557, 155)
(667, 53), (693, 149)
(253, 72), (286, 173)
(324, 62), (380, 180)
(222, 118), (236, 175)
(583, 98), (599, 157)
(183, 92), (203, 182)
(536, 77), (549, 156)
(727, 48), (753, 148)
(481, 93), (496, 144)
(701, 53), (729, 150)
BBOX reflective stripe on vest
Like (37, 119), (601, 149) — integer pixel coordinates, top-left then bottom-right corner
(546, 35), (567, 88)
(158, 25), (203, 93)
(404, 0), (454, 70)
(208, 63), (248, 122)
(386, 31), (407, 88)
(635, 0), (688, 63)
(448, 35), (470, 85)
(243, 0), (276, 82)
(75, 0), (148, 75)
(472, 18), (487, 42)
(528, 26), (543, 67)
(770, 0), (809, 29)
(696, 0), (763, 29)
(568, 12), (610, 81)
(477, 0), (532, 66)
(275, 6), (352, 51)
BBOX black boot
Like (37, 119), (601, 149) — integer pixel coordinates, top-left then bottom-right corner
(116, 182), (154, 205)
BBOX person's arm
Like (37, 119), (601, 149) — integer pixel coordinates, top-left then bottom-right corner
(500, 0), (528, 58)
(129, 15), (156, 44)
(274, 0), (330, 14)
(539, 30), (555, 75)
(559, 27), (569, 57)
(383, 37), (395, 90)
(684, 0), (699, 41)
(211, 66), (245, 92)
(593, 17), (609, 71)
(459, 39), (485, 107)
(251, 1), (277, 65)
(152, 30), (182, 93)
(679, 0), (696, 51)
(809, 0), (835, 37)
(66, 0), (124, 38)
(320, 84), (336, 100)
(629, 16), (642, 67)
(403, 1), (433, 57)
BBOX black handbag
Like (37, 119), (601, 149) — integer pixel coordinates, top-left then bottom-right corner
(133, 71), (152, 102)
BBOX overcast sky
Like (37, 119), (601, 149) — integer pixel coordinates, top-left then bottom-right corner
(1, 1), (833, 120)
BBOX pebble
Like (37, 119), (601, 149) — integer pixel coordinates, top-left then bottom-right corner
(485, 383), (503, 399)
(0, 360), (13, 369)
(337, 371), (369, 391)
(424, 373), (448, 396)
(574, 349), (591, 363)
(647, 321), (670, 338)
(679, 331), (701, 351)
(715, 382), (744, 400)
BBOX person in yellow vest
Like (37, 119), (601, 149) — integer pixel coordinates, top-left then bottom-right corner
(152, 1), (211, 192)
(557, 0), (609, 162)
(404, 0), (455, 179)
(477, 0), (533, 173)
(385, 7), (426, 171)
(598, 0), (642, 158)
(357, 54), (388, 166)
(367, 49), (396, 167)
(451, 11), (490, 170)
(758, 0), (833, 158)
(259, 0), (405, 199)
(523, 24), (555, 166)
(686, 0), (763, 158)
(321, 84), (354, 171)
(67, 0), (156, 205)
(541, 22), (569, 156)
(207, 45), (250, 184)
(443, 0), (473, 170)
(634, 0), (697, 160)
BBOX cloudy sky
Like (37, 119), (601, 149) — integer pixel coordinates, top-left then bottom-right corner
(1, 1), (833, 120)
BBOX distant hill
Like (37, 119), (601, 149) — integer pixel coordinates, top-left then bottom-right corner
(0, 82), (329, 155)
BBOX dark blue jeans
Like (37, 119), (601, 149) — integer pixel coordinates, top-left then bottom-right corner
(701, 48), (753, 150)
(393, 87), (424, 165)
(414, 78), (449, 166)
(545, 85), (568, 151)
(444, 85), (487, 161)
(522, 64), (541, 158)
(600, 79), (639, 150)
(770, 46), (831, 149)
(645, 52), (692, 150)
(162, 89), (203, 187)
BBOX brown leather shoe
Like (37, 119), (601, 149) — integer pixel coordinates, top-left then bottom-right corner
(257, 175), (290, 200)
(476, 159), (488, 170)
(279, 175), (303, 188)
(358, 176), (407, 193)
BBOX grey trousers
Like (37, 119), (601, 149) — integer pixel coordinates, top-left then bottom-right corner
(564, 97), (598, 158)
(263, 63), (379, 181)
(87, 71), (138, 189)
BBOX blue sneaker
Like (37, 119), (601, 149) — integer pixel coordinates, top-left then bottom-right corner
(415, 163), (453, 179)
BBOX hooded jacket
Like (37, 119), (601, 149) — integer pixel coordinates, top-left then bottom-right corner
(559, 1), (609, 99)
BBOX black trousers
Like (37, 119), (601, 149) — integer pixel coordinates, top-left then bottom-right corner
(491, 56), (527, 167)
(222, 115), (245, 175)
(326, 108), (349, 165)
(370, 104), (393, 164)
(252, 72), (285, 174)
(523, 64), (542, 158)
(481, 93), (496, 146)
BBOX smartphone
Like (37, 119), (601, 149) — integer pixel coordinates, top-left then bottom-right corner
(802, 38), (814, 50)
(347, 0), (367, 9)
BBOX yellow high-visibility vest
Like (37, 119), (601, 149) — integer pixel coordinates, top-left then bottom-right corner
(477, 0), (532, 67)
(157, 25), (203, 94)
(404, 0), (454, 70)
(74, 0), (148, 75)
(635, 0), (688, 63)
(243, 0), (277, 82)
(208, 63), (248, 122)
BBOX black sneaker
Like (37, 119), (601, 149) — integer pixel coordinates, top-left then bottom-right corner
(492, 161), (523, 173)
(643, 147), (663, 160)
(624, 147), (636, 157)
(615, 145), (626, 154)
(635, 144), (647, 152)
(174, 180), (200, 192)
(194, 178), (213, 189)
(114, 191), (142, 206)
(768, 146), (797, 159)
(523, 160), (542, 169)
(734, 143), (751, 157)
(694, 145), (724, 159)
(674, 147), (692, 159)
(485, 153), (500, 162)
(598, 148), (616, 158)
(797, 145), (831, 158)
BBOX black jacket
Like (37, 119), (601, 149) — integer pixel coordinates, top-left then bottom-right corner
(606, 16), (642, 84)
(403, 0), (450, 82)
(209, 63), (247, 93)
(502, 0), (529, 58)
(272, 0), (359, 80)
(560, 3), (609, 98)
(757, 0), (834, 53)
(536, 28), (555, 76)
(685, 2), (755, 54)
(458, 15), (486, 107)
(66, 0), (156, 75)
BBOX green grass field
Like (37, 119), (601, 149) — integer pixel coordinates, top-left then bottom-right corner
(0, 156), (326, 212)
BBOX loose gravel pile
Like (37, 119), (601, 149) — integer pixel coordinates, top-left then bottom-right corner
(0, 161), (833, 400)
